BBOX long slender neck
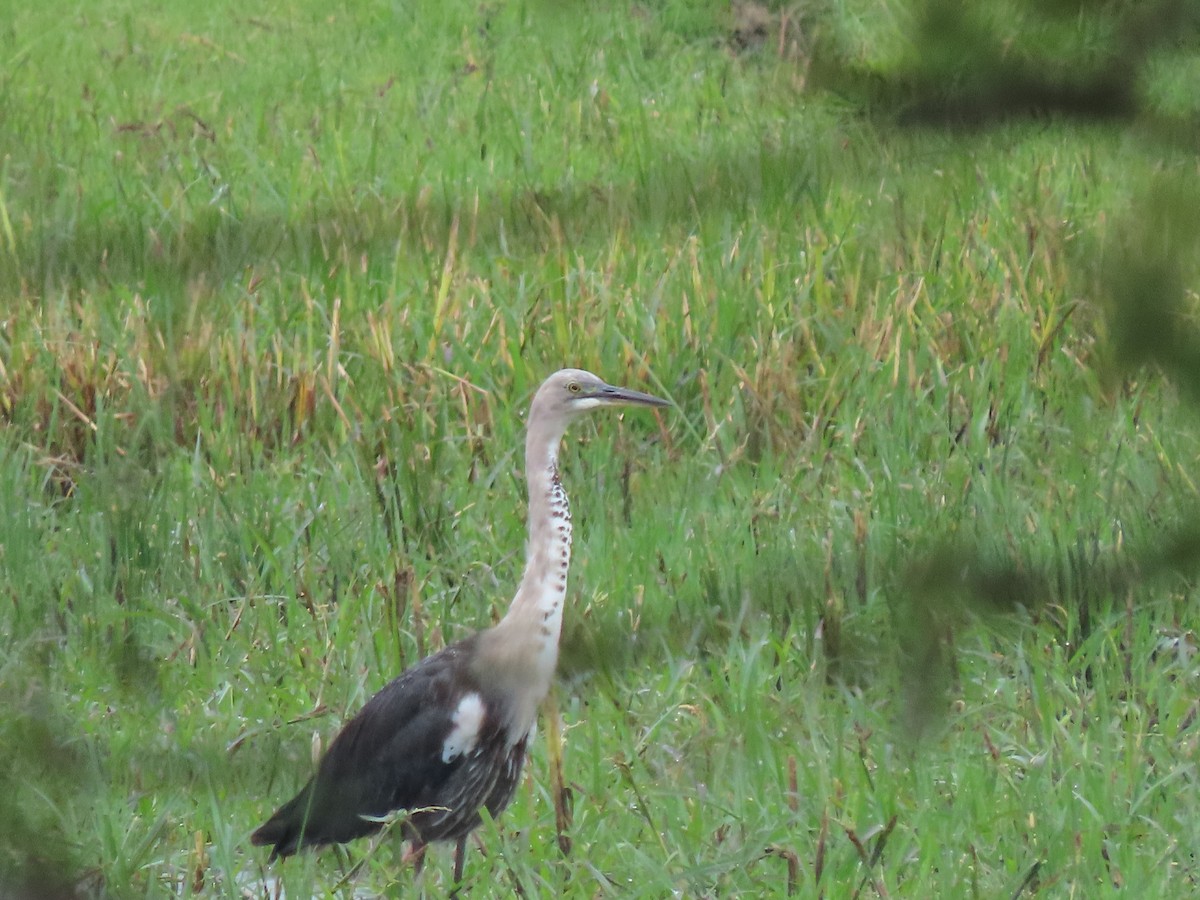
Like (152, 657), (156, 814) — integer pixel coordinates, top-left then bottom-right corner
(475, 413), (573, 736)
(498, 420), (573, 653)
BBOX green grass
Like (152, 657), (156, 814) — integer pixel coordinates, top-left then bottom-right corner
(3, 0), (1200, 896)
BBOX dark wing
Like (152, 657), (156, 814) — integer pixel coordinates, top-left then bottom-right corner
(252, 635), (489, 859)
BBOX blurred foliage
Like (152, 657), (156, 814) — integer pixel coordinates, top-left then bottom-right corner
(811, 0), (1200, 126)
(899, 521), (1200, 737)
(896, 160), (1200, 735)
(792, 0), (1200, 732)
(1103, 174), (1200, 403)
(0, 681), (89, 898)
(895, 177), (1200, 730)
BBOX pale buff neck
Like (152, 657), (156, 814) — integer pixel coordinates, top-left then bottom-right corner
(474, 409), (574, 736)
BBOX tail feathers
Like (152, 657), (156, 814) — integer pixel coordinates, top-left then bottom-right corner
(253, 780), (387, 860)
(250, 817), (300, 862)
(251, 787), (315, 861)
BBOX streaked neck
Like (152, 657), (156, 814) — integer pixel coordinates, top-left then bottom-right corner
(479, 416), (573, 730)
(499, 424), (573, 649)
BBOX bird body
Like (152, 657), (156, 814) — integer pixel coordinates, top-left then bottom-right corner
(252, 369), (667, 879)
(251, 634), (525, 858)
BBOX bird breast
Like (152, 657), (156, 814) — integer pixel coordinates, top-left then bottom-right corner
(472, 624), (557, 742)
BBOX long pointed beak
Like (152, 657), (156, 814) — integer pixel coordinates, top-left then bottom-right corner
(589, 382), (670, 408)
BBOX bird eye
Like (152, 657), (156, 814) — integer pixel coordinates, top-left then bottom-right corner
(568, 381), (581, 394)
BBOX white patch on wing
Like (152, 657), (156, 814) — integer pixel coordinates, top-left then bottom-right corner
(442, 692), (486, 763)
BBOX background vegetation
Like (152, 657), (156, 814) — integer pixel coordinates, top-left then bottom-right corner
(2, 0), (1199, 895)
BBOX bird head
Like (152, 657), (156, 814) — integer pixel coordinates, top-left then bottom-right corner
(531, 368), (670, 424)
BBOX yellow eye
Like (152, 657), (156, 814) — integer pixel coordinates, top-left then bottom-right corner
(568, 381), (581, 394)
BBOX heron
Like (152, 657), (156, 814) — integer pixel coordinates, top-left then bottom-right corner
(251, 368), (668, 884)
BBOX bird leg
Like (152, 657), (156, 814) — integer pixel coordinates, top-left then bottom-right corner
(402, 840), (427, 876)
(452, 835), (468, 886)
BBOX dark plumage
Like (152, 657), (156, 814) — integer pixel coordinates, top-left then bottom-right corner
(252, 636), (525, 862)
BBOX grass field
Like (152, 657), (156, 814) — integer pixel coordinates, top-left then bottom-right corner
(3, 0), (1200, 896)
